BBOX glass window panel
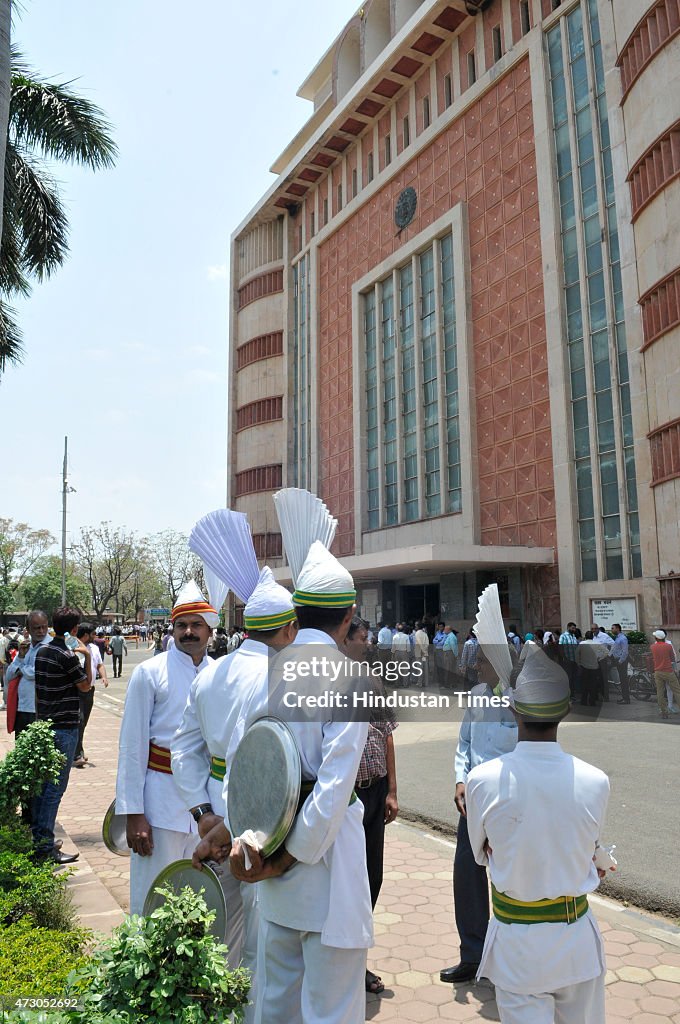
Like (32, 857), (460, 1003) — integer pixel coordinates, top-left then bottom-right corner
(571, 366), (587, 399)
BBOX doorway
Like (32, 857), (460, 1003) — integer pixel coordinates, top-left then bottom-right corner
(400, 583), (440, 624)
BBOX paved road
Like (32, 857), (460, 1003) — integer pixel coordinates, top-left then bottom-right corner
(95, 646), (680, 918)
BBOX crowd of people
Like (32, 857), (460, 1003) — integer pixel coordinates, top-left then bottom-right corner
(2, 489), (679, 1023)
(369, 617), (680, 718)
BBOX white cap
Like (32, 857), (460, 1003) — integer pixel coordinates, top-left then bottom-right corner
(652, 629), (667, 640)
(508, 646), (571, 721)
(292, 540), (356, 608)
(243, 567), (296, 631)
(171, 579), (219, 628)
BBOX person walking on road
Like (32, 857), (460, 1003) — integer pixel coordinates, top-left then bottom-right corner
(465, 650), (613, 1023)
(4, 610), (51, 737)
(108, 628), (127, 678)
(440, 646), (517, 985)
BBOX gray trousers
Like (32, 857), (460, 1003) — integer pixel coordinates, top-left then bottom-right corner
(453, 813), (489, 964)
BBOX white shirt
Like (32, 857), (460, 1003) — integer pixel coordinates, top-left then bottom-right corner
(5, 636), (52, 712)
(466, 742), (609, 994)
(171, 639), (270, 816)
(377, 626), (392, 648)
(414, 629), (429, 659)
(595, 629), (615, 650)
(391, 631), (410, 654)
(87, 642), (103, 686)
(116, 645), (209, 833)
(224, 628), (372, 949)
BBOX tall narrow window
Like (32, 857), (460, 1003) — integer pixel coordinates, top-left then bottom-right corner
(385, 134), (392, 165)
(352, 167), (358, 197)
(337, 183), (343, 212)
(403, 116), (410, 148)
(467, 51), (477, 87)
(444, 73), (453, 108)
(310, 211), (315, 237)
(423, 96), (431, 129)
(520, 0), (530, 35)
(367, 152), (374, 182)
(293, 257), (311, 488)
(492, 25), (502, 63)
(323, 197), (329, 226)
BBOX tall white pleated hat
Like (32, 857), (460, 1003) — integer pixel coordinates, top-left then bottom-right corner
(189, 509), (295, 631)
(273, 489), (355, 608)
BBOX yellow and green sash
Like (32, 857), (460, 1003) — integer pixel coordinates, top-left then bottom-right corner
(491, 884), (588, 925)
(210, 755), (226, 782)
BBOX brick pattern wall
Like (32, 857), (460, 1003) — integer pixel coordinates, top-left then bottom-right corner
(639, 266), (680, 348)
(235, 397), (283, 432)
(234, 464), (282, 497)
(238, 269), (283, 309)
(317, 57), (555, 555)
(649, 416), (680, 485)
(237, 331), (284, 370)
(628, 119), (680, 221)
(617, 0), (680, 100)
(252, 532), (283, 559)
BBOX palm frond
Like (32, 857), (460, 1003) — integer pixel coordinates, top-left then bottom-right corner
(4, 141), (69, 279)
(0, 300), (24, 373)
(10, 52), (118, 170)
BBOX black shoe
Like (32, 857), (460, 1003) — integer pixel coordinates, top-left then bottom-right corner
(616, 699), (631, 705)
(440, 962), (479, 984)
(51, 849), (79, 864)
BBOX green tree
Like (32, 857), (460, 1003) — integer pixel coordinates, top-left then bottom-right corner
(21, 555), (89, 619)
(71, 523), (139, 620)
(0, 517), (55, 613)
(1, 49), (117, 372)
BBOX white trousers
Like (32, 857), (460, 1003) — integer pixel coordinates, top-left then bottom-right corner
(254, 918), (366, 1024)
(495, 971), (606, 1024)
(129, 827), (200, 917)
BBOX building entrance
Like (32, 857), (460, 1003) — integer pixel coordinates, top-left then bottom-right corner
(400, 583), (440, 625)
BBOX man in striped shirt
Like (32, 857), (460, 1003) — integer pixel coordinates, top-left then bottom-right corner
(33, 606), (92, 863)
(559, 622), (580, 701)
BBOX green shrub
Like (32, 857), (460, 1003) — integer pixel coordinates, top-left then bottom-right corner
(0, 721), (66, 821)
(0, 847), (75, 931)
(70, 885), (251, 1024)
(0, 919), (88, 998)
(625, 630), (648, 645)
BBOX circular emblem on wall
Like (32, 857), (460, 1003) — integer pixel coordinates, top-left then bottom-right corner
(394, 187), (417, 231)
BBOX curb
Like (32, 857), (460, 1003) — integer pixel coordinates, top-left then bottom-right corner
(54, 823), (126, 936)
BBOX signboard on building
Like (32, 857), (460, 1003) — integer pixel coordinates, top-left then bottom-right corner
(147, 608), (170, 618)
(589, 598), (638, 631)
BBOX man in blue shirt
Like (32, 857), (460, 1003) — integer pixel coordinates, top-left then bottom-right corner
(432, 621), (446, 686)
(4, 610), (51, 736)
(611, 623), (630, 705)
(440, 647), (517, 984)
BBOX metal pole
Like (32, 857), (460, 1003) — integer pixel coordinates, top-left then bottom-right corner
(61, 436), (68, 605)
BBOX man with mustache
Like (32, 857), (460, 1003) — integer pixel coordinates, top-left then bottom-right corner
(115, 579), (217, 915)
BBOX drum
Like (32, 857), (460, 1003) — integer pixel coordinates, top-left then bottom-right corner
(227, 716), (301, 858)
(102, 798), (130, 857)
(142, 859), (227, 941)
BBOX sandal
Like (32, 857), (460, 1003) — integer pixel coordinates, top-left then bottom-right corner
(365, 969), (385, 994)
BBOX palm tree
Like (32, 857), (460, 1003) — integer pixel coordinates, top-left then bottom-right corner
(0, 48), (117, 372)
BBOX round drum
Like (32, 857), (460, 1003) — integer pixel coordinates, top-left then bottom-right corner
(227, 716), (301, 858)
(142, 859), (227, 941)
(102, 798), (130, 857)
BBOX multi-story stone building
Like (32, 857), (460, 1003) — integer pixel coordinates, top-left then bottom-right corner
(227, 0), (680, 640)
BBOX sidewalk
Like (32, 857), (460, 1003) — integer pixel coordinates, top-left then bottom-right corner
(4, 703), (680, 1021)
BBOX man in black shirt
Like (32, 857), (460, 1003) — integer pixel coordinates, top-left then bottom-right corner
(32, 606), (92, 863)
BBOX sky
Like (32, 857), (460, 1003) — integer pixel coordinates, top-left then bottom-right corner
(2, 0), (359, 546)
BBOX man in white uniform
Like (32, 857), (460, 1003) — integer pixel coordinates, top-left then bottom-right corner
(171, 564), (297, 995)
(195, 540), (373, 1024)
(115, 580), (218, 915)
(465, 646), (611, 1024)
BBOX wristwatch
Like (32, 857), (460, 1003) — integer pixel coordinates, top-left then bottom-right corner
(191, 803), (214, 823)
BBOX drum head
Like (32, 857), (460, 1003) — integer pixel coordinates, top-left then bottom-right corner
(227, 716), (301, 858)
(142, 859), (227, 941)
(102, 798), (130, 857)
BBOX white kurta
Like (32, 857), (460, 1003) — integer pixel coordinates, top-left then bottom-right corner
(115, 646), (209, 914)
(223, 628), (373, 950)
(465, 741), (609, 996)
(171, 639), (269, 1006)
